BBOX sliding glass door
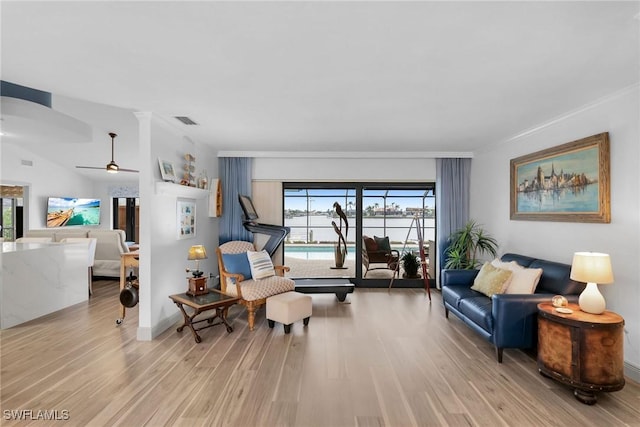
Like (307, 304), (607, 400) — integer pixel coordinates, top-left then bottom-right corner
(283, 183), (435, 286)
(283, 186), (357, 279)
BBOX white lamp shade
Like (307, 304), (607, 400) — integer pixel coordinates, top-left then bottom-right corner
(570, 252), (614, 284)
(571, 252), (613, 315)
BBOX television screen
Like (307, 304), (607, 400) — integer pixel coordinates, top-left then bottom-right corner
(47, 197), (101, 228)
(238, 194), (259, 221)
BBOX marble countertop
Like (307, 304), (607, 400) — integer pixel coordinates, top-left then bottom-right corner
(2, 242), (58, 253)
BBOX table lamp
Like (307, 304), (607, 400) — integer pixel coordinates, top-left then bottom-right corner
(187, 245), (207, 277)
(570, 252), (614, 314)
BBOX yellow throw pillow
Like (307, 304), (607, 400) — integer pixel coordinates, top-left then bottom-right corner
(471, 262), (513, 297)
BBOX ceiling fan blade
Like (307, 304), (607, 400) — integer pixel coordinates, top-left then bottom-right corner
(76, 166), (105, 170)
(75, 133), (139, 174)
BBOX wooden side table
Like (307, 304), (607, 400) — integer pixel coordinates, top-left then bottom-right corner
(169, 290), (240, 343)
(537, 302), (625, 404)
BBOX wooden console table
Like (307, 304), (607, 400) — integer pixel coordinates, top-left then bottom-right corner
(537, 302), (625, 404)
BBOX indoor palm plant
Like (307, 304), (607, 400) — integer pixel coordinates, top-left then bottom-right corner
(401, 251), (421, 278)
(444, 220), (498, 269)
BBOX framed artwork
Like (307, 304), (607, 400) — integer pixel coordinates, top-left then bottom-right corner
(177, 198), (196, 239)
(159, 159), (177, 182)
(510, 132), (610, 223)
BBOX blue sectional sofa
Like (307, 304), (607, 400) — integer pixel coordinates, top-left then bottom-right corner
(441, 253), (586, 363)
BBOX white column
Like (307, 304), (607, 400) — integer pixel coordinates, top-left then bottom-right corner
(134, 111), (153, 340)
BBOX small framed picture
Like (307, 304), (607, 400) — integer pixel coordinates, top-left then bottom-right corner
(177, 198), (196, 239)
(158, 159), (177, 182)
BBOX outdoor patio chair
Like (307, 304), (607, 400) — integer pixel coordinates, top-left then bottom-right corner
(362, 235), (399, 277)
(216, 240), (295, 331)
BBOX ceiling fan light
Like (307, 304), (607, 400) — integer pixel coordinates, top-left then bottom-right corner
(106, 161), (119, 173)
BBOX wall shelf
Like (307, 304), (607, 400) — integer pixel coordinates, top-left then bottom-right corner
(155, 181), (208, 199)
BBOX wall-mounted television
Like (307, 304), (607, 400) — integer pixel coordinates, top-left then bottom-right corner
(46, 197), (101, 228)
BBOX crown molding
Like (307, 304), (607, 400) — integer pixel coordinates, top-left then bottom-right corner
(476, 83), (640, 154)
(217, 151), (473, 159)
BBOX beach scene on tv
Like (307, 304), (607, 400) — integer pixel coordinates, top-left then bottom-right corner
(47, 197), (101, 227)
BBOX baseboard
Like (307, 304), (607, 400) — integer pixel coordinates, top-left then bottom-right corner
(625, 361), (640, 383)
(136, 311), (182, 341)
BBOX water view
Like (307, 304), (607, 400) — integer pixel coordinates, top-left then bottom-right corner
(285, 215), (435, 244)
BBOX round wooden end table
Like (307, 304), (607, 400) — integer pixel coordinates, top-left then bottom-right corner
(537, 302), (625, 405)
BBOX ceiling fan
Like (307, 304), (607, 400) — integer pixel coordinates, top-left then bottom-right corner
(76, 132), (138, 173)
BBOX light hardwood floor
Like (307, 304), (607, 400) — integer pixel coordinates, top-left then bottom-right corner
(1, 280), (639, 426)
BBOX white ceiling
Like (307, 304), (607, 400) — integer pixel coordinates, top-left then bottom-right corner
(1, 1), (639, 180)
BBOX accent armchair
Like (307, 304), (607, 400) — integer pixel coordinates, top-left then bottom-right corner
(216, 241), (295, 331)
(362, 235), (399, 277)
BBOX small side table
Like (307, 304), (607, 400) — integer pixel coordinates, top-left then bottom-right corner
(537, 302), (625, 404)
(169, 289), (240, 343)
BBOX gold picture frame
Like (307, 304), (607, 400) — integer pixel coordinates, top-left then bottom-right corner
(510, 132), (610, 223)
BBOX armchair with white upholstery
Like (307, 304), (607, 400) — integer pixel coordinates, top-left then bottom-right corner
(216, 241), (295, 331)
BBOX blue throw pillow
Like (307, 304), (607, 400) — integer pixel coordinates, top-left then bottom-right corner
(222, 253), (252, 280)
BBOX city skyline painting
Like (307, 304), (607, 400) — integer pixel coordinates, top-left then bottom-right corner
(510, 133), (610, 223)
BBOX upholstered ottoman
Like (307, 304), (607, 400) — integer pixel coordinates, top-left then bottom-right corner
(266, 291), (312, 334)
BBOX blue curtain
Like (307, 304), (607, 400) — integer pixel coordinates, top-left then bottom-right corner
(436, 158), (471, 280)
(219, 157), (253, 244)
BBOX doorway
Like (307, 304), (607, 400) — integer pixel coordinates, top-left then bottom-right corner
(113, 197), (139, 243)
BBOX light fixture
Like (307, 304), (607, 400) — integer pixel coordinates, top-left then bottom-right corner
(570, 252), (614, 314)
(106, 161), (119, 173)
(187, 245), (208, 277)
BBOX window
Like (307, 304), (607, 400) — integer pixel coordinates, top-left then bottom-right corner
(283, 183), (435, 284)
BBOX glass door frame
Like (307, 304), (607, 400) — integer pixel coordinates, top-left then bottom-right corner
(283, 182), (436, 288)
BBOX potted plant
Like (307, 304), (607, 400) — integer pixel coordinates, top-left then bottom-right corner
(444, 220), (498, 270)
(401, 251), (421, 278)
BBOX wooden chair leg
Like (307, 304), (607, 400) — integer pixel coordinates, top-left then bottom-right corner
(247, 303), (257, 331)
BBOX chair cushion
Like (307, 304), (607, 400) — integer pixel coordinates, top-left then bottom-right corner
(374, 236), (392, 252)
(222, 253), (252, 280)
(226, 276), (295, 301)
(247, 250), (275, 280)
(363, 236), (378, 252)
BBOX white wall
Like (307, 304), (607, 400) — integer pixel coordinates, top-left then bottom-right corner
(1, 143), (95, 230)
(138, 116), (219, 340)
(254, 157), (436, 182)
(470, 85), (640, 372)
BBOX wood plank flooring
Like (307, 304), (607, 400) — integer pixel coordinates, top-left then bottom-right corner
(1, 279), (639, 426)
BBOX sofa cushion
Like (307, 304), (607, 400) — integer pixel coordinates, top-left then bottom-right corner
(500, 253), (535, 268)
(247, 250), (275, 280)
(471, 262), (512, 297)
(530, 259), (584, 295)
(503, 264), (543, 294)
(442, 285), (482, 310)
(458, 297), (493, 333)
(53, 230), (89, 241)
